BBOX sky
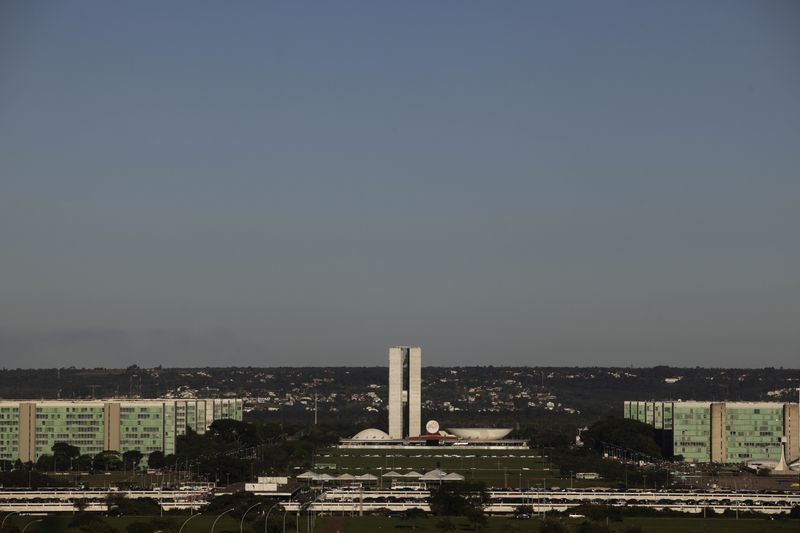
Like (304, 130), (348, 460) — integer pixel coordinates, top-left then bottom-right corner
(1, 1), (798, 368)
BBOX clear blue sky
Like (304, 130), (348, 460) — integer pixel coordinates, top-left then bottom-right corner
(1, 1), (798, 368)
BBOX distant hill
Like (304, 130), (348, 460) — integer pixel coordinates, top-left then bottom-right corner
(0, 365), (796, 429)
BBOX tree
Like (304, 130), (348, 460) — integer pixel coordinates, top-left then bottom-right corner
(583, 418), (662, 458)
(207, 419), (260, 448)
(73, 498), (89, 513)
(35, 454), (55, 471)
(405, 508), (427, 519)
(76, 454), (93, 471)
(116, 497), (160, 515)
(514, 505), (533, 518)
(52, 442), (80, 470)
(147, 450), (165, 469)
(429, 483), (487, 517)
(105, 492), (128, 514)
(465, 507), (488, 531)
(429, 487), (471, 516)
(122, 450), (143, 470)
(93, 451), (122, 471)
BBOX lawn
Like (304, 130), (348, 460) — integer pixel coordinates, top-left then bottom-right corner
(4, 513), (274, 533)
(313, 447), (602, 489)
(314, 516), (799, 533)
(4, 514), (797, 533)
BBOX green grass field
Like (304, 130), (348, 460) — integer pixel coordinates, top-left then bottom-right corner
(5, 514), (797, 533)
(4, 514), (269, 533)
(314, 447), (596, 488)
(314, 516), (799, 533)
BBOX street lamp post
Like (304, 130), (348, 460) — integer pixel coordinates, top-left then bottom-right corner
(297, 502), (312, 533)
(177, 512), (201, 533)
(2, 511), (21, 530)
(22, 519), (44, 533)
(241, 502), (263, 533)
(282, 508), (291, 533)
(212, 508), (236, 533)
(264, 502), (281, 533)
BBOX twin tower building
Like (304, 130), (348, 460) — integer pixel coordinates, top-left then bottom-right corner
(388, 346), (422, 439)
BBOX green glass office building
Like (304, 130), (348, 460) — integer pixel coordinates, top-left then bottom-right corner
(624, 400), (799, 464)
(0, 398), (243, 463)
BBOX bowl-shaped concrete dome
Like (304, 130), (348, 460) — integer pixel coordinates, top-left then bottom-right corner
(352, 428), (392, 440)
(447, 428), (512, 440)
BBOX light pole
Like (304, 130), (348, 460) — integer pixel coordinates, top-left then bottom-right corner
(212, 508), (235, 533)
(264, 502), (281, 533)
(297, 502), (311, 533)
(177, 512), (201, 533)
(2, 512), (21, 530)
(22, 519), (43, 533)
(282, 508), (291, 533)
(241, 502), (263, 533)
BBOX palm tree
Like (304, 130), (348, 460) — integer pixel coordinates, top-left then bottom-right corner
(73, 498), (88, 514)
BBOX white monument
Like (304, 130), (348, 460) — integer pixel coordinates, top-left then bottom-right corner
(388, 346), (422, 438)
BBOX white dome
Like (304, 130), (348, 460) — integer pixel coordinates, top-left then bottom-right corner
(352, 428), (391, 440)
(447, 428), (512, 441)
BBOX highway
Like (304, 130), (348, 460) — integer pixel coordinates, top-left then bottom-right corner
(2, 486), (797, 516)
(0, 489), (208, 512)
(282, 487), (800, 516)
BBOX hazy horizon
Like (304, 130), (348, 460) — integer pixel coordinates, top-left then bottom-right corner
(2, 1), (798, 368)
(1, 362), (797, 370)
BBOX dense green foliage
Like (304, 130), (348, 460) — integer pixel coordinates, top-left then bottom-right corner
(583, 418), (662, 458)
(93, 451), (123, 471)
(52, 442), (81, 469)
(162, 419), (341, 483)
(121, 450), (142, 469)
(429, 482), (488, 517)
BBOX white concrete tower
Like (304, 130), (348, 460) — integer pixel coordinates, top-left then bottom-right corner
(388, 347), (404, 439)
(408, 347), (422, 437)
(387, 346), (423, 438)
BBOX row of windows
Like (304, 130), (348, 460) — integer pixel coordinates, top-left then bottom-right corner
(124, 426), (161, 433)
(37, 407), (100, 413)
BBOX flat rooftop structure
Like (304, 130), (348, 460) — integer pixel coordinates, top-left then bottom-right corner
(338, 438), (529, 449)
